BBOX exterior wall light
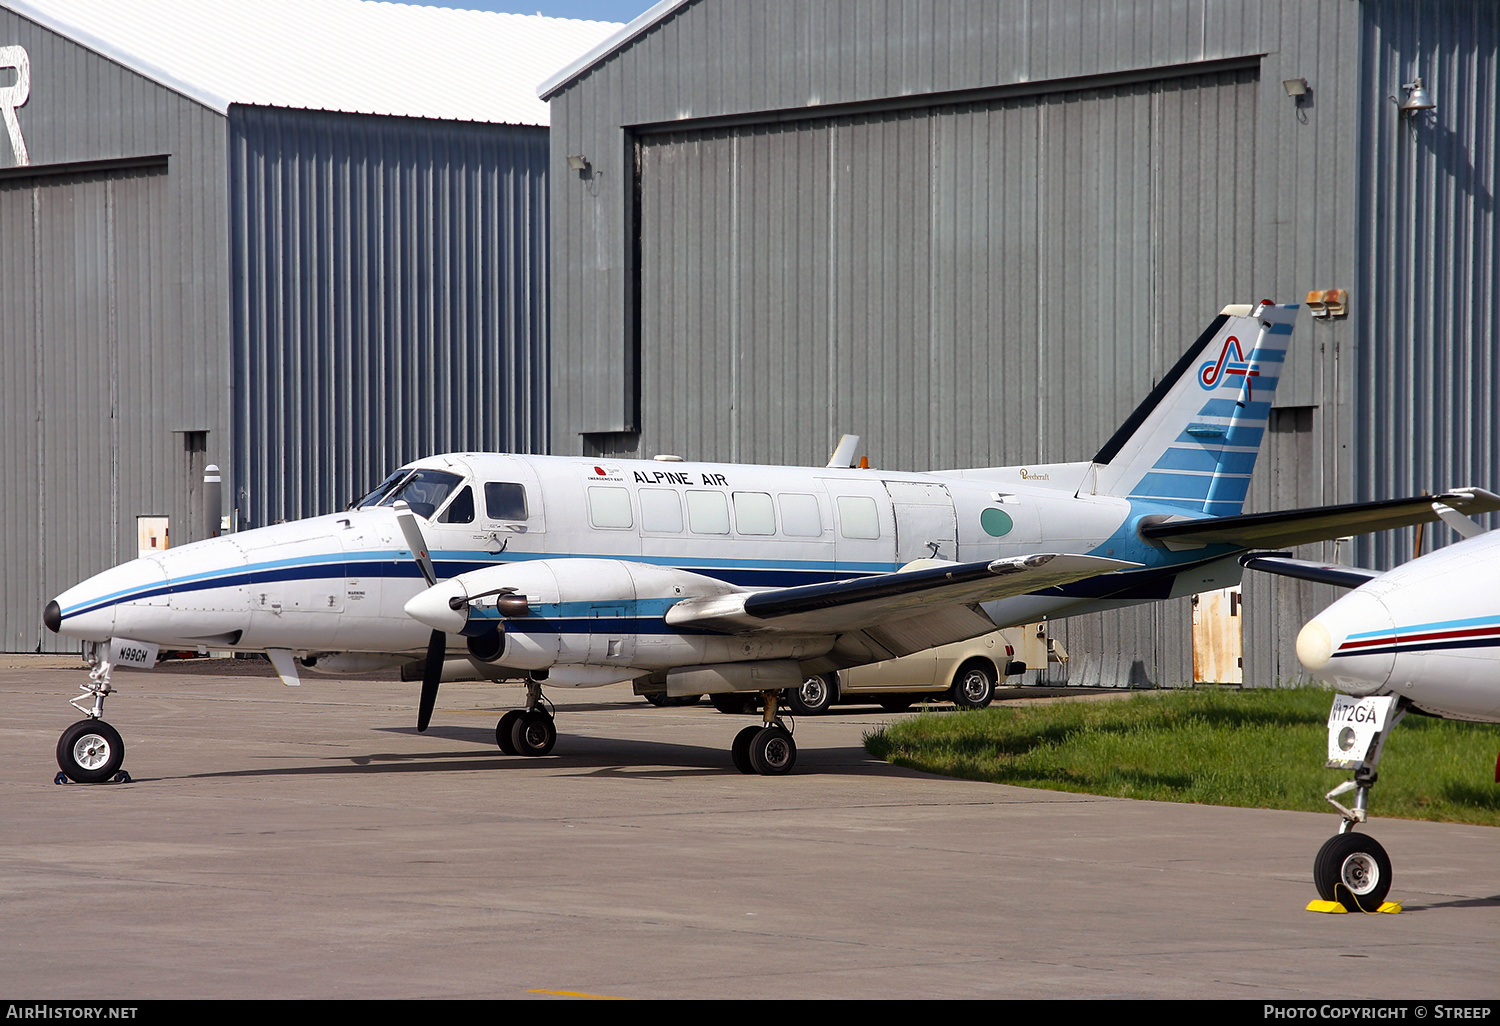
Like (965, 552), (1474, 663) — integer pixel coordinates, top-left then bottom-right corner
(1394, 78), (1435, 118)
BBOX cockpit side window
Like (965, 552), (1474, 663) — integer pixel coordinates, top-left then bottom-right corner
(485, 482), (529, 520)
(438, 486), (475, 524)
(365, 469), (463, 519)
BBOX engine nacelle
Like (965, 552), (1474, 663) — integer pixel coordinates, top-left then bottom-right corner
(406, 559), (744, 672)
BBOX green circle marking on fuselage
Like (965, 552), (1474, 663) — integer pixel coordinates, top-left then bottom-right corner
(981, 508), (1013, 537)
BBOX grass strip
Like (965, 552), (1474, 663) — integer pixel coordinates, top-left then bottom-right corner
(863, 686), (1500, 825)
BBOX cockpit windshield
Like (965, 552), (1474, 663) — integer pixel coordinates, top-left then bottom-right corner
(353, 468), (465, 519)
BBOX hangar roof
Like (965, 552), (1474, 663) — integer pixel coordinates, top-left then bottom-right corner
(538, 0), (685, 100)
(5, 0), (621, 125)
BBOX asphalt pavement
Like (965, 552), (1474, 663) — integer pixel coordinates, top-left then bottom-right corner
(1, 656), (1496, 1000)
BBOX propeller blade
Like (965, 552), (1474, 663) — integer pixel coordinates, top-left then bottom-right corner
(417, 628), (445, 732)
(394, 500), (438, 587)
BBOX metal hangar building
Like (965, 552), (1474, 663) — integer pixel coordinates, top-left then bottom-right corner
(0, 0), (618, 652)
(541, 0), (1498, 686)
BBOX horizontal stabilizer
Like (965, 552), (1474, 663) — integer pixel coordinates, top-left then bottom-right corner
(1140, 489), (1500, 550)
(666, 553), (1137, 635)
(1238, 553), (1381, 590)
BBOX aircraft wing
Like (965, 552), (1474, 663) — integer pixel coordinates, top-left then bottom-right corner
(1238, 552), (1382, 589)
(1140, 488), (1500, 550)
(664, 553), (1137, 636)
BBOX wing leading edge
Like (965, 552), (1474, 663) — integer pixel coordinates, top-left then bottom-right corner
(665, 553), (1137, 636)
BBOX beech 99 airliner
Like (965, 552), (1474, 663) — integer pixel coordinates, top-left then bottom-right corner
(45, 300), (1500, 780)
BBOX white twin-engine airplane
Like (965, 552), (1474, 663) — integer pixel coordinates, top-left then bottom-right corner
(45, 300), (1500, 782)
(1244, 518), (1500, 913)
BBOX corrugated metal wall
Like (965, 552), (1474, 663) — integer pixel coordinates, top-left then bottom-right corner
(635, 68), (1260, 472)
(549, 0), (1498, 687)
(227, 106), (550, 528)
(1355, 0), (1500, 569)
(1, 8), (230, 653)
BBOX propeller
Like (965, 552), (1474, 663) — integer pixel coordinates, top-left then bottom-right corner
(393, 501), (444, 732)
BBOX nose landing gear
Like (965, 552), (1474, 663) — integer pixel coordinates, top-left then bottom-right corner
(1307, 695), (1406, 914)
(55, 646), (132, 784)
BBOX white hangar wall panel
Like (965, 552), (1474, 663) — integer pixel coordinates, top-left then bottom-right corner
(1, 8), (230, 653)
(227, 107), (550, 528)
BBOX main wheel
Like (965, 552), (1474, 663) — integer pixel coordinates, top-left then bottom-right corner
(509, 710), (557, 757)
(731, 724), (761, 774)
(57, 719), (125, 783)
(1314, 832), (1393, 911)
(748, 725), (796, 775)
(950, 661), (996, 709)
(786, 674), (837, 715)
(496, 710), (523, 754)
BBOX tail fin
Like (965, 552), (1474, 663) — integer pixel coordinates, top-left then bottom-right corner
(1088, 301), (1297, 517)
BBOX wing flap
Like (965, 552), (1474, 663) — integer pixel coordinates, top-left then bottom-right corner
(1141, 488), (1500, 550)
(665, 553), (1137, 635)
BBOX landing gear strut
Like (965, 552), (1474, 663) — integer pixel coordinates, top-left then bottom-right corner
(730, 690), (797, 775)
(495, 678), (556, 757)
(55, 644), (131, 784)
(1310, 695), (1405, 913)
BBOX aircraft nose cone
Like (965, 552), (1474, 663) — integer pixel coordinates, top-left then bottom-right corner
(404, 580), (469, 634)
(1300, 590), (1397, 694)
(43, 600), (62, 634)
(1296, 619), (1333, 670)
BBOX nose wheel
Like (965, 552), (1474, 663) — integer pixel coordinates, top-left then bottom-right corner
(1313, 832), (1392, 912)
(56, 719), (129, 783)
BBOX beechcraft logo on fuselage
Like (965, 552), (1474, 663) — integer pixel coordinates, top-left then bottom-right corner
(1198, 335), (1260, 391)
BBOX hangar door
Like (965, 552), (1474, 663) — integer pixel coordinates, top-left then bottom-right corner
(633, 66), (1260, 475)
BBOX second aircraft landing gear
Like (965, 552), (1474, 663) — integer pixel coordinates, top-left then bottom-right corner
(730, 690), (797, 775)
(1308, 695), (1406, 914)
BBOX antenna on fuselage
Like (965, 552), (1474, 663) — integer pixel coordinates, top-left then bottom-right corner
(826, 434), (861, 469)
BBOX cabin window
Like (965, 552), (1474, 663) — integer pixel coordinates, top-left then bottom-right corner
(485, 482), (528, 520)
(732, 492), (775, 535)
(686, 490), (730, 535)
(588, 486), (633, 529)
(779, 493), (822, 537)
(640, 489), (684, 533)
(438, 486), (474, 524)
(836, 495), (881, 539)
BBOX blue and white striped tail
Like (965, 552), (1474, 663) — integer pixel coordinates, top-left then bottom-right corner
(1089, 301), (1297, 516)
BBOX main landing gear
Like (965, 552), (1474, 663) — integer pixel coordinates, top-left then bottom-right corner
(495, 679), (558, 757)
(730, 690), (797, 775)
(1309, 695), (1406, 914)
(55, 646), (132, 784)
